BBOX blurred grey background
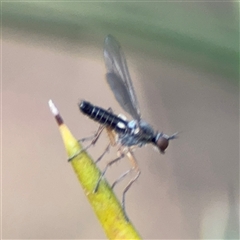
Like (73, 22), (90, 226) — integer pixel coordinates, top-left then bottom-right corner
(2, 1), (239, 239)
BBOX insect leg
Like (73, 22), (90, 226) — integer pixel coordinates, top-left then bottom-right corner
(68, 125), (105, 162)
(94, 153), (125, 193)
(95, 143), (111, 164)
(122, 169), (141, 221)
(79, 124), (105, 145)
(94, 107), (116, 164)
(121, 150), (141, 221)
(111, 168), (133, 189)
(80, 124), (106, 151)
(93, 128), (116, 165)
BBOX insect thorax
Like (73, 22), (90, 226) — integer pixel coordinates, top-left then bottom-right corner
(118, 120), (155, 147)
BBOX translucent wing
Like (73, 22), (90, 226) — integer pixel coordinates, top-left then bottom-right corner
(104, 35), (141, 121)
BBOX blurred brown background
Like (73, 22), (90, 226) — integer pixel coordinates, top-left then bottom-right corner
(2, 1), (239, 239)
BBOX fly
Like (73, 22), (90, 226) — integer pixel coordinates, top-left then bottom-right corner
(78, 35), (177, 220)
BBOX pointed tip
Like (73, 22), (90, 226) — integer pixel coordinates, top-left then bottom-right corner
(48, 99), (64, 125)
(48, 99), (58, 116)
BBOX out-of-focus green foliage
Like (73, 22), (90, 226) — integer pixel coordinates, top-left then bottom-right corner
(2, 1), (238, 81)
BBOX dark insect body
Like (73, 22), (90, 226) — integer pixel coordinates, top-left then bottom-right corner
(80, 100), (176, 153)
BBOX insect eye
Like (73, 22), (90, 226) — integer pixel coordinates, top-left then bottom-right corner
(156, 136), (169, 153)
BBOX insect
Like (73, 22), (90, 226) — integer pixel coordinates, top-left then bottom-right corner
(79, 35), (177, 220)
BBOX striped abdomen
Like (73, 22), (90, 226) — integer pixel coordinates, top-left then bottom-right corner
(79, 101), (129, 134)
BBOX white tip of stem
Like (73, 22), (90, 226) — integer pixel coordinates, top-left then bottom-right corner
(48, 99), (59, 116)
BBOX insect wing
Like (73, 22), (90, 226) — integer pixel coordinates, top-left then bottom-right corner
(106, 73), (140, 121)
(104, 35), (141, 121)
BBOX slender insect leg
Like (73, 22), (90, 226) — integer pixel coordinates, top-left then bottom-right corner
(78, 135), (96, 143)
(95, 143), (111, 164)
(94, 128), (115, 165)
(106, 126), (117, 146)
(111, 168), (133, 189)
(111, 146), (140, 190)
(68, 125), (105, 162)
(94, 107), (115, 164)
(86, 107), (113, 147)
(94, 153), (125, 193)
(121, 150), (141, 221)
(79, 124), (105, 151)
(122, 169), (141, 221)
(93, 108), (118, 163)
(79, 124), (105, 145)
(78, 124), (104, 143)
